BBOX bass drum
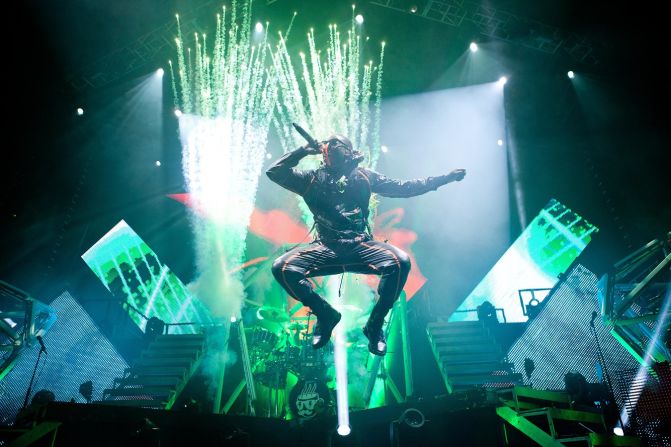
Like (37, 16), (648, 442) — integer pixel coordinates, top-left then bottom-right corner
(288, 377), (332, 420)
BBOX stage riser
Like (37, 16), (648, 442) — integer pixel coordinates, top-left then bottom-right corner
(17, 401), (506, 447)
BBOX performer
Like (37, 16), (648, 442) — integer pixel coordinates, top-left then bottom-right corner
(267, 135), (466, 355)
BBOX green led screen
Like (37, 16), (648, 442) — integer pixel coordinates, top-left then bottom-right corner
(82, 220), (213, 333)
(450, 199), (598, 323)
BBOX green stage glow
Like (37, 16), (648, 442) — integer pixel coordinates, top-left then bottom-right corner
(450, 198), (598, 323)
(82, 220), (214, 333)
(170, 1), (278, 319)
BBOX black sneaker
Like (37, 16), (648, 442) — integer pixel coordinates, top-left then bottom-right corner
(363, 323), (387, 356)
(312, 308), (342, 349)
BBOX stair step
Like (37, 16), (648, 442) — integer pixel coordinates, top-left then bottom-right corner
(449, 372), (523, 386)
(428, 321), (485, 329)
(434, 343), (500, 354)
(133, 357), (195, 368)
(431, 334), (494, 346)
(499, 386), (571, 406)
(147, 341), (204, 351)
(125, 366), (188, 377)
(149, 340), (205, 352)
(114, 375), (182, 387)
(152, 334), (205, 344)
(104, 386), (174, 398)
(429, 326), (490, 337)
(141, 348), (201, 359)
(439, 351), (503, 364)
(444, 362), (514, 376)
(99, 398), (167, 408)
(519, 407), (605, 425)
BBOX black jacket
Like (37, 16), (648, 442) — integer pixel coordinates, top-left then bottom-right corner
(266, 147), (450, 241)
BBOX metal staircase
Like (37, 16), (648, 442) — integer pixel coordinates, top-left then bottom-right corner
(101, 333), (206, 409)
(427, 320), (523, 393)
(496, 386), (642, 446)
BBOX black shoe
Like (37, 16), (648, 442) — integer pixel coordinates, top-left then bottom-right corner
(363, 322), (387, 356)
(312, 308), (342, 349)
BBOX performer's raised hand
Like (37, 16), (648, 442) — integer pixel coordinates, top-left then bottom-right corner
(301, 143), (323, 155)
(446, 168), (466, 182)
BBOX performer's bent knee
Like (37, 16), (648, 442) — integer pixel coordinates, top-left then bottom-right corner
(271, 257), (287, 281)
(396, 249), (411, 274)
(272, 255), (308, 283)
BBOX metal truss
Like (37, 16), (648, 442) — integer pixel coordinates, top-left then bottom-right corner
(370, 0), (600, 66)
(66, 1), (218, 93)
(67, 0), (600, 92)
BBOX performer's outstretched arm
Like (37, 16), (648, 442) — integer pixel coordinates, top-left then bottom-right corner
(266, 146), (320, 195)
(362, 168), (466, 198)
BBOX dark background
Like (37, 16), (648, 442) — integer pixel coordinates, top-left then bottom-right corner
(1, 0), (668, 315)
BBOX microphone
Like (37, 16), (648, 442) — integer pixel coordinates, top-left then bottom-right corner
(36, 335), (47, 354)
(292, 123), (321, 149)
(590, 311), (598, 328)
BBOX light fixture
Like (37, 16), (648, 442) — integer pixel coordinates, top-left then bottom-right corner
(337, 425), (351, 436)
(79, 381), (93, 403)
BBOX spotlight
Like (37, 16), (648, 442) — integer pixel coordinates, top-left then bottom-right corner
(31, 389), (56, 407)
(156, 68), (164, 77)
(395, 408), (425, 428)
(76, 108), (84, 116)
(230, 316), (237, 323)
(79, 381), (93, 403)
(255, 22), (264, 33)
(523, 358), (535, 381)
(476, 301), (499, 326)
(337, 425), (351, 436)
(497, 139), (503, 146)
(155, 160), (161, 167)
(567, 70), (575, 79)
(355, 14), (364, 24)
(145, 316), (165, 339)
(174, 109), (182, 117)
(410, 5), (418, 13)
(498, 76), (508, 86)
(381, 145), (389, 153)
(613, 426), (624, 436)
(469, 42), (478, 53)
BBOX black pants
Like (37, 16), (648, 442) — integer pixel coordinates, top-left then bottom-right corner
(271, 239), (411, 317)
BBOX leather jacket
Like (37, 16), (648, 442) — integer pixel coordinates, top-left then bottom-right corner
(267, 147), (450, 242)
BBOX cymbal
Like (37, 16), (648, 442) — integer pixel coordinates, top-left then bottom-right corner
(258, 306), (290, 323)
(287, 321), (308, 330)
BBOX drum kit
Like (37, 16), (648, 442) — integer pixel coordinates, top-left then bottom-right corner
(247, 304), (362, 419)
